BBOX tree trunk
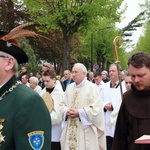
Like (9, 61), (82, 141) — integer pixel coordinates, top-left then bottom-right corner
(0, 0), (14, 31)
(62, 33), (72, 71)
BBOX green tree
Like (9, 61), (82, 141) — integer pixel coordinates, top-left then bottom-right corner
(79, 17), (128, 71)
(120, 0), (150, 54)
(135, 21), (150, 53)
(0, 1), (41, 74)
(14, 0), (124, 71)
(19, 38), (41, 74)
(0, 1), (30, 31)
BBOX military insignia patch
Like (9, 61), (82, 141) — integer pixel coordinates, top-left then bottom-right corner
(28, 131), (44, 150)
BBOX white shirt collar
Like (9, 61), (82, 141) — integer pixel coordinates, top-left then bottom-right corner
(75, 77), (87, 88)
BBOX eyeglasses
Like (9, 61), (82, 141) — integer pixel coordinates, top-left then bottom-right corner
(125, 82), (132, 84)
(0, 55), (9, 58)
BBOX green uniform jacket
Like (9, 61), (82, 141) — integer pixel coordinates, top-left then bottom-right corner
(0, 75), (51, 150)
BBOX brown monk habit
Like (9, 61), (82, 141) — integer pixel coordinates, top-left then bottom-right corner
(112, 84), (150, 150)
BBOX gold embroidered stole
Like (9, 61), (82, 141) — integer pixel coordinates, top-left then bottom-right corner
(68, 88), (81, 150)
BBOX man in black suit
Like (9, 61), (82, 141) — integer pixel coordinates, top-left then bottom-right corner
(87, 71), (95, 83)
(63, 70), (74, 91)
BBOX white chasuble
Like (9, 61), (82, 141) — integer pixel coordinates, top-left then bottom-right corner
(60, 80), (106, 150)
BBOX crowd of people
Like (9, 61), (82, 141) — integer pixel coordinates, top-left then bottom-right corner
(14, 60), (134, 150)
(0, 29), (150, 150)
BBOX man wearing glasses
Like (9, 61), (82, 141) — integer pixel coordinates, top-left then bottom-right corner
(0, 35), (51, 149)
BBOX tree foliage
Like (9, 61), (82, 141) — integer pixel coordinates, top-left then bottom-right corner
(13, 0), (124, 71)
(0, 0), (30, 31)
(131, 0), (150, 54)
(135, 21), (150, 53)
(79, 18), (128, 71)
(18, 38), (41, 75)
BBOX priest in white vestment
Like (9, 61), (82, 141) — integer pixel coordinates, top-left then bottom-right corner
(60, 63), (106, 150)
(101, 64), (127, 150)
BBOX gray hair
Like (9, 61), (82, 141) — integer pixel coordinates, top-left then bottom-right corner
(0, 51), (18, 73)
(73, 63), (87, 75)
(29, 76), (39, 85)
(64, 70), (71, 74)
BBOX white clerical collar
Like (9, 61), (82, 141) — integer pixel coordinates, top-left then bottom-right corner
(75, 77), (87, 88)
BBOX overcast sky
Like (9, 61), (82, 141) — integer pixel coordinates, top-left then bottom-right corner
(116, 0), (145, 51)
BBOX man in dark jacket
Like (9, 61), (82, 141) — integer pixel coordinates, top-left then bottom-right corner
(0, 33), (51, 149)
(62, 70), (74, 91)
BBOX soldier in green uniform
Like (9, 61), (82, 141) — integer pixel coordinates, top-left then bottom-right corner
(0, 31), (51, 149)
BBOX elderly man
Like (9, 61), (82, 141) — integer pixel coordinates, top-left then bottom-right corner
(60, 63), (106, 150)
(0, 34), (51, 149)
(101, 70), (110, 83)
(62, 70), (74, 91)
(88, 71), (95, 83)
(29, 76), (42, 93)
